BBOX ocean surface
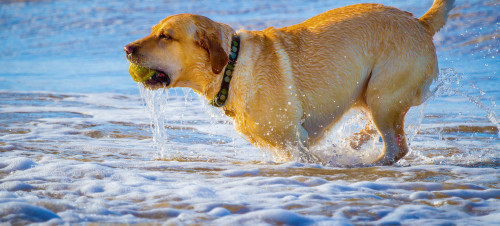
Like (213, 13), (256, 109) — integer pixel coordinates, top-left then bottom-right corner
(1, 0), (499, 225)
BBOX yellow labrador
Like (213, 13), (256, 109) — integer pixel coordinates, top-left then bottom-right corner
(124, 0), (454, 165)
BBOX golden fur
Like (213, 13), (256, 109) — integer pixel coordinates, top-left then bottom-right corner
(125, 0), (455, 165)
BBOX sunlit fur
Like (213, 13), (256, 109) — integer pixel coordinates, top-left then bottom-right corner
(125, 0), (455, 165)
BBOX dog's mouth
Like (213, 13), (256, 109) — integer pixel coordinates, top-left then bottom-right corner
(128, 61), (171, 88)
(144, 70), (171, 87)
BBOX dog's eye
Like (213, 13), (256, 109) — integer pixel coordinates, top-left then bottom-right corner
(159, 33), (172, 40)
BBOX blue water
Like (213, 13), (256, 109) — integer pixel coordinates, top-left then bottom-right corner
(0, 0), (499, 224)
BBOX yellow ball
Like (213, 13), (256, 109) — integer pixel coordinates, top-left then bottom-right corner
(129, 63), (156, 82)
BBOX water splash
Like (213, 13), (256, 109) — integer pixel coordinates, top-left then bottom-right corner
(431, 68), (499, 136)
(405, 68), (499, 166)
(138, 83), (170, 159)
(312, 109), (381, 166)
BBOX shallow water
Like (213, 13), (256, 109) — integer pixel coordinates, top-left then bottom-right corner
(0, 0), (499, 225)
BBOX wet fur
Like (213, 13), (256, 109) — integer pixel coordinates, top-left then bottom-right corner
(125, 0), (454, 165)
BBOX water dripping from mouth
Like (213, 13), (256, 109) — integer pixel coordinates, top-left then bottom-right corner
(138, 83), (170, 159)
(180, 88), (189, 132)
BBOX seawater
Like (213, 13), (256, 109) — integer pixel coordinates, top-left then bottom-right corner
(138, 83), (170, 159)
(0, 0), (499, 225)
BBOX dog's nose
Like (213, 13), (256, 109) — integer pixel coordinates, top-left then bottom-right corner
(124, 44), (136, 54)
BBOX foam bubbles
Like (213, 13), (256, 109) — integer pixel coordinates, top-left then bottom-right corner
(0, 158), (37, 173)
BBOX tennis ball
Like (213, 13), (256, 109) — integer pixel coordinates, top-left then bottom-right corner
(129, 63), (156, 82)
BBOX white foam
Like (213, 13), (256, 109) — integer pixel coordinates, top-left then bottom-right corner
(0, 202), (61, 222)
(0, 88), (498, 224)
(0, 157), (37, 173)
(0, 182), (33, 192)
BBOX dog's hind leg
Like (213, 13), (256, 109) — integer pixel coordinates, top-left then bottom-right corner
(368, 105), (410, 165)
(363, 50), (436, 165)
(364, 69), (415, 165)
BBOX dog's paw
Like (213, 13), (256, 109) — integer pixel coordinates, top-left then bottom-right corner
(373, 154), (396, 166)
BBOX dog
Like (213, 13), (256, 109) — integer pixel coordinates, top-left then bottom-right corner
(124, 0), (455, 165)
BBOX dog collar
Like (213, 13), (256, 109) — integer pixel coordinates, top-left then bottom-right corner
(210, 34), (240, 107)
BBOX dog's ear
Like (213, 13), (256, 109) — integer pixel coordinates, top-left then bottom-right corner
(196, 30), (228, 74)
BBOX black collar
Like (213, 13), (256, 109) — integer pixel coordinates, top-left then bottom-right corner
(210, 34), (240, 107)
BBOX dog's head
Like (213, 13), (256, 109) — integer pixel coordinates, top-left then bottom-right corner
(124, 14), (234, 93)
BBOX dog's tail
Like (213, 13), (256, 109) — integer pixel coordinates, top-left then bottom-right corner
(419, 0), (455, 35)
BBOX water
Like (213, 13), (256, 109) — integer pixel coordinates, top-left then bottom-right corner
(0, 0), (499, 224)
